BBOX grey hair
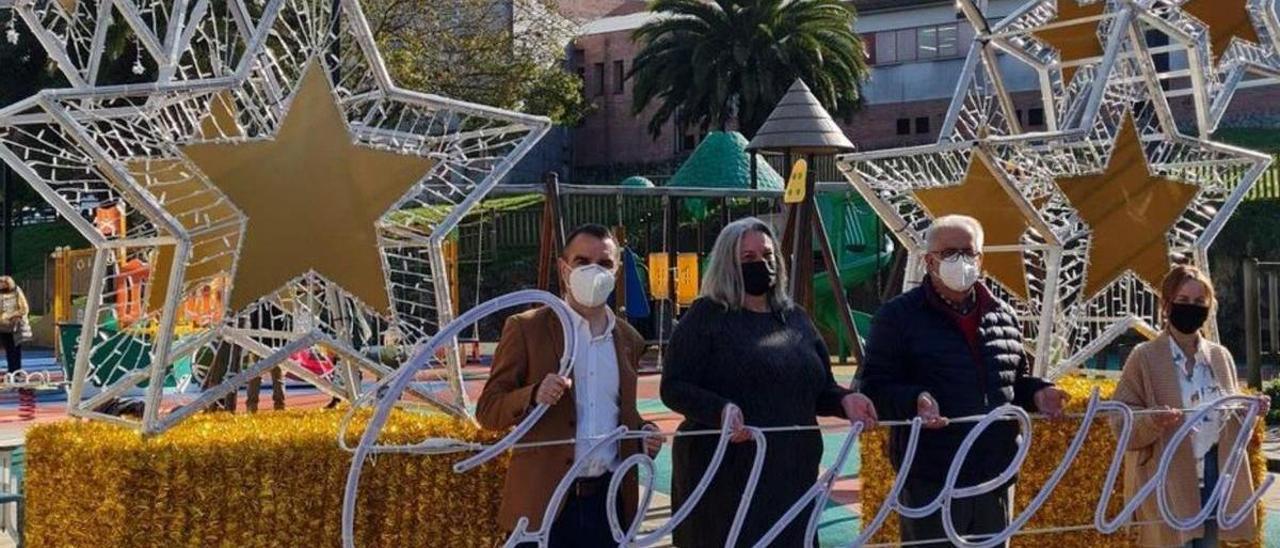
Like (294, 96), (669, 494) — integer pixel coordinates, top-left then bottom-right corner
(700, 217), (792, 311)
(926, 215), (985, 250)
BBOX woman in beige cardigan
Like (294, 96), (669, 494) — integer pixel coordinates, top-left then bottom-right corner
(0, 276), (29, 373)
(1113, 265), (1269, 547)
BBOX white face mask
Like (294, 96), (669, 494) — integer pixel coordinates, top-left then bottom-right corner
(937, 255), (980, 293)
(567, 264), (616, 309)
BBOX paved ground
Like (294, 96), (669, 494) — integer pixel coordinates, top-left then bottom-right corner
(1, 355), (1279, 546)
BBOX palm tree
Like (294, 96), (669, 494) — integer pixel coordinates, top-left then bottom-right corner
(630, 0), (868, 139)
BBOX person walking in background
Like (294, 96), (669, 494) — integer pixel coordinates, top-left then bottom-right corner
(661, 217), (878, 548)
(476, 224), (663, 547)
(1112, 265), (1268, 547)
(859, 215), (1068, 548)
(0, 276), (30, 373)
(245, 364), (286, 412)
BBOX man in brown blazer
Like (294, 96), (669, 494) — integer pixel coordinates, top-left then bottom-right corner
(477, 224), (662, 548)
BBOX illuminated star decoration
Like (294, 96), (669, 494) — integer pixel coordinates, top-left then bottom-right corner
(0, 0), (550, 433)
(1031, 93), (1271, 375)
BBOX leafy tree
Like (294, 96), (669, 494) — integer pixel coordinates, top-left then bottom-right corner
(363, 0), (592, 125)
(630, 0), (869, 138)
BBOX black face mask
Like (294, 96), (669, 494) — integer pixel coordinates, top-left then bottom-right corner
(741, 260), (777, 297)
(1168, 303), (1210, 334)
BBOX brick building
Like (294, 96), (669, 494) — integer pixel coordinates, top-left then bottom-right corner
(564, 0), (1280, 179)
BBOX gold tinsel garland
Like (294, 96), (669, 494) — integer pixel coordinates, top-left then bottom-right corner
(858, 376), (1266, 547)
(24, 409), (508, 547)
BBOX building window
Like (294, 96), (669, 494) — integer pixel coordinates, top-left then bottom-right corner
(896, 118), (911, 135)
(875, 31), (897, 65)
(874, 22), (967, 65)
(1027, 107), (1045, 127)
(895, 29), (917, 62)
(937, 24), (959, 57)
(917, 26), (937, 60)
(594, 62), (605, 96)
(915, 116), (931, 135)
(613, 60), (625, 94)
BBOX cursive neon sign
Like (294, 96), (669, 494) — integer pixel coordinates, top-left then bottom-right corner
(340, 290), (1272, 547)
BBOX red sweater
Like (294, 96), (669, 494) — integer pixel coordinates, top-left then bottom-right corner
(925, 279), (995, 362)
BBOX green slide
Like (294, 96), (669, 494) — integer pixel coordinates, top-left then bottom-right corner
(812, 192), (893, 358)
(59, 318), (193, 390)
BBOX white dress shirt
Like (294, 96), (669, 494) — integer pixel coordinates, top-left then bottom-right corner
(1168, 337), (1226, 479)
(568, 304), (622, 478)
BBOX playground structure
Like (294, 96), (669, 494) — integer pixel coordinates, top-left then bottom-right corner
(475, 131), (894, 366)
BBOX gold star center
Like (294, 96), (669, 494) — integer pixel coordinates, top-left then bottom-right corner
(1057, 119), (1199, 299)
(177, 62), (434, 312)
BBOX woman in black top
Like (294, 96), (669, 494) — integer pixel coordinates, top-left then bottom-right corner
(661, 217), (878, 547)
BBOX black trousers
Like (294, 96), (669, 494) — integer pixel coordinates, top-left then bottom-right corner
(514, 473), (622, 548)
(899, 478), (1013, 548)
(0, 332), (20, 373)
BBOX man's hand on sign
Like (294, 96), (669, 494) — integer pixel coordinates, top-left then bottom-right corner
(534, 374), (572, 406)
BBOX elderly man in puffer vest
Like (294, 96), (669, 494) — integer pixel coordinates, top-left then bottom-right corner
(861, 215), (1071, 548)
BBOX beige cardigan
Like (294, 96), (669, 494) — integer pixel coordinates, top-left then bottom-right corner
(0, 288), (27, 324)
(1111, 333), (1257, 547)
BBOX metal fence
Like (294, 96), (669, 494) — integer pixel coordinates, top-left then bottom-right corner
(1244, 259), (1280, 388)
(1247, 162), (1280, 201)
(16, 276), (45, 316)
(461, 194), (667, 258)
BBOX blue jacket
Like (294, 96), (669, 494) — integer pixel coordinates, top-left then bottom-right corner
(860, 278), (1052, 486)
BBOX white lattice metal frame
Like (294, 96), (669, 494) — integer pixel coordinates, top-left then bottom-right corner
(0, 0), (550, 433)
(840, 0), (1273, 378)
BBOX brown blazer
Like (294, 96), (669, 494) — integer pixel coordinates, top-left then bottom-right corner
(475, 305), (650, 531)
(1112, 333), (1258, 547)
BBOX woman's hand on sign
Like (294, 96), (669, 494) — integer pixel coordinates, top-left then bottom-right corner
(1151, 406), (1183, 432)
(722, 405), (751, 443)
(841, 393), (878, 430)
(916, 392), (949, 429)
(642, 423), (664, 457)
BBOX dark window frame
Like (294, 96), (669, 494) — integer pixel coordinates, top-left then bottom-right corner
(896, 118), (911, 135)
(613, 60), (625, 94)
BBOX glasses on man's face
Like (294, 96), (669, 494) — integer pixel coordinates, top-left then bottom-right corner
(931, 248), (981, 262)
